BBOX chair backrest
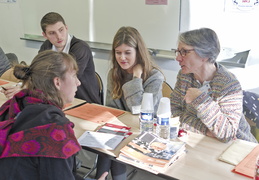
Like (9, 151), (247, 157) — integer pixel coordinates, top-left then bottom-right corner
(162, 81), (173, 98)
(95, 72), (104, 105)
(6, 53), (19, 67)
(0, 68), (19, 82)
(20, 61), (27, 66)
(243, 90), (259, 141)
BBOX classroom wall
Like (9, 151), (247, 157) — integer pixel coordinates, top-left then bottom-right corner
(0, 0), (181, 93)
(180, 0), (259, 93)
(0, 1), (258, 95)
(20, 0), (181, 51)
(180, 0), (259, 66)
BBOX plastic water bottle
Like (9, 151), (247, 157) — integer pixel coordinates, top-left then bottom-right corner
(156, 114), (170, 140)
(139, 110), (154, 132)
(156, 97), (171, 140)
(139, 93), (154, 132)
(169, 117), (180, 140)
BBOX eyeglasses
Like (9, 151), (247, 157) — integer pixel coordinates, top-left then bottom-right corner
(173, 48), (195, 57)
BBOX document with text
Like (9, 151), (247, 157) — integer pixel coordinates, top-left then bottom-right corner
(78, 131), (124, 150)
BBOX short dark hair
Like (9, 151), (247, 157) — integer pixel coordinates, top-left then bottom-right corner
(40, 12), (66, 33)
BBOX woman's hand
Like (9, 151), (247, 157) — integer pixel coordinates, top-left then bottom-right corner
(206, 130), (215, 137)
(1, 85), (21, 99)
(184, 88), (202, 104)
(132, 64), (143, 78)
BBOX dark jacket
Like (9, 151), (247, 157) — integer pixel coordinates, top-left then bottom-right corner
(39, 36), (101, 104)
(0, 103), (83, 180)
(0, 47), (11, 76)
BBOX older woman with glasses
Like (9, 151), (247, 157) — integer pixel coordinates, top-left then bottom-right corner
(171, 28), (257, 143)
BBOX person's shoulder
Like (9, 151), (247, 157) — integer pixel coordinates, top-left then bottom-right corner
(25, 103), (60, 110)
(22, 104), (66, 122)
(0, 47), (10, 62)
(71, 36), (90, 47)
(42, 39), (51, 45)
(212, 63), (242, 93)
(216, 63), (239, 82)
(14, 104), (68, 131)
(108, 69), (113, 76)
(150, 68), (163, 76)
(107, 69), (113, 83)
(0, 47), (5, 55)
(40, 40), (52, 51)
(70, 36), (91, 55)
(0, 47), (11, 75)
(149, 68), (164, 80)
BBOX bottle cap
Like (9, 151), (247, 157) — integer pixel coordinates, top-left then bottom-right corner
(141, 93), (154, 111)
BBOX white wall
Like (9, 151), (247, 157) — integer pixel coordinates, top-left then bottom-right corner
(0, 1), (180, 91)
(180, 0), (259, 93)
(0, 1), (258, 94)
(180, 0), (259, 66)
(0, 3), (39, 63)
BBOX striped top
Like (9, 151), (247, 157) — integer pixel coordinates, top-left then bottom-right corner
(171, 63), (257, 143)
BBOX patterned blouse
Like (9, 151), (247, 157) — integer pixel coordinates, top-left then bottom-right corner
(171, 63), (257, 143)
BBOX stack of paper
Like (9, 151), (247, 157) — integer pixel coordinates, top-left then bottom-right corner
(218, 139), (257, 165)
(96, 123), (132, 138)
(218, 139), (259, 178)
(117, 131), (186, 174)
(64, 103), (125, 124)
(233, 145), (259, 178)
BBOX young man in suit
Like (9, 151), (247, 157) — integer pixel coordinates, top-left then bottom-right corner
(39, 12), (101, 104)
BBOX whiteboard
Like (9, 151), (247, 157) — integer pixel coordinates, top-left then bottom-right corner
(21, 0), (180, 50)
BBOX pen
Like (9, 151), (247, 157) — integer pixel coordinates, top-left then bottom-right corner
(1, 86), (7, 91)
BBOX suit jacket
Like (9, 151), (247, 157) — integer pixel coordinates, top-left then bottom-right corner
(39, 36), (101, 104)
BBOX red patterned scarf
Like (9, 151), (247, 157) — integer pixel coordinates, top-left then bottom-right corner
(0, 89), (81, 159)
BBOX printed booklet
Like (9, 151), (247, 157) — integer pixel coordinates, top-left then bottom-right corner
(117, 131), (186, 173)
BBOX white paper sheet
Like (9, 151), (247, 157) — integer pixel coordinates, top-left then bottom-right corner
(218, 139), (258, 165)
(78, 131), (124, 150)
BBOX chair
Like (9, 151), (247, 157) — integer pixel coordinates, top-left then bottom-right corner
(243, 90), (259, 141)
(95, 72), (104, 105)
(19, 61), (27, 66)
(5, 53), (19, 67)
(0, 68), (19, 82)
(162, 81), (173, 98)
(77, 150), (99, 178)
(0, 55), (27, 83)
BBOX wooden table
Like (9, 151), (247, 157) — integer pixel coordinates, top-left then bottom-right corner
(0, 78), (252, 180)
(67, 111), (251, 180)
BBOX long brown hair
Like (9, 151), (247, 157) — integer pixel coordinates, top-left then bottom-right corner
(14, 50), (78, 108)
(111, 26), (160, 99)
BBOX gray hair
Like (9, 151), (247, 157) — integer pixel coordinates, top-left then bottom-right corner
(178, 28), (220, 63)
